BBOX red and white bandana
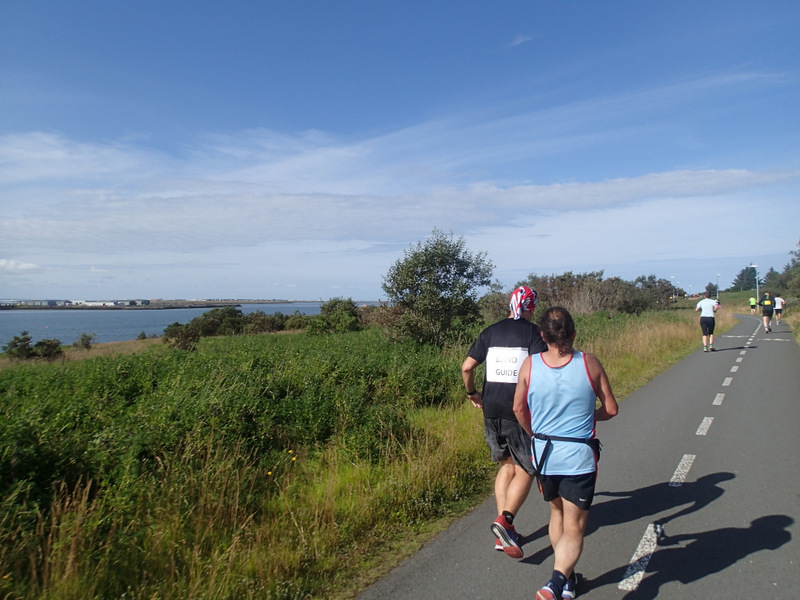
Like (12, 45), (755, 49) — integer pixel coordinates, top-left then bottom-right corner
(509, 286), (537, 320)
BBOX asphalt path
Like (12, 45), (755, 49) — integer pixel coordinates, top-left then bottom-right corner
(357, 314), (800, 599)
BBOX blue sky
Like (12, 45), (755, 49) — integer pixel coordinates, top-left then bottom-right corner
(2, 1), (799, 301)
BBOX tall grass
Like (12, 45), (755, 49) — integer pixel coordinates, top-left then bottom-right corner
(0, 307), (730, 599)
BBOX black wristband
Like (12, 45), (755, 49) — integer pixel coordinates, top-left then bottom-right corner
(466, 390), (478, 395)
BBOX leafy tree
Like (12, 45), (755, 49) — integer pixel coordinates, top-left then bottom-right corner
(787, 238), (800, 296)
(74, 332), (96, 350)
(477, 282), (510, 325)
(762, 267), (782, 290)
(162, 322), (201, 351)
(244, 311), (287, 334)
(520, 271), (650, 314)
(33, 338), (63, 361)
(382, 229), (493, 346)
(186, 306), (246, 337)
(284, 312), (310, 330)
(634, 274), (674, 307)
(307, 297), (360, 335)
(2, 331), (35, 359)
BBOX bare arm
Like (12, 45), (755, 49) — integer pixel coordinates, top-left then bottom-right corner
(513, 355), (533, 435)
(585, 353), (618, 421)
(461, 356), (483, 408)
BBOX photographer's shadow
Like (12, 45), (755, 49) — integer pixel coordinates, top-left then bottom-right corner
(588, 472), (736, 534)
(587, 514), (793, 598)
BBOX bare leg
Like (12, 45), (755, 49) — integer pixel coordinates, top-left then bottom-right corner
(494, 458), (516, 515)
(495, 458), (533, 515)
(504, 465), (533, 515)
(548, 498), (589, 579)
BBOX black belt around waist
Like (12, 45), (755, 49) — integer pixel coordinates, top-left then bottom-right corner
(531, 432), (602, 476)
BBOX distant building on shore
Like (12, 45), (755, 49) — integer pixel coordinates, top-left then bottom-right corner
(3, 299), (151, 308)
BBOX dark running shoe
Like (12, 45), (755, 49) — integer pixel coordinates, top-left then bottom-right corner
(562, 572), (579, 599)
(490, 514), (523, 559)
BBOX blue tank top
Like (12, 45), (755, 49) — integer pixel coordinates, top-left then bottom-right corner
(527, 351), (597, 475)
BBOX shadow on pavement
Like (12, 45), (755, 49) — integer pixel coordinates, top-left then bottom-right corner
(586, 514), (793, 598)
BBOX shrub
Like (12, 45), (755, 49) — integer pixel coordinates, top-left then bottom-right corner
(74, 332), (96, 350)
(2, 331), (35, 359)
(162, 322), (201, 351)
(33, 339), (63, 361)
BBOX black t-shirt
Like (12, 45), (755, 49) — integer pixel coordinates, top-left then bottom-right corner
(760, 295), (774, 314)
(467, 318), (547, 420)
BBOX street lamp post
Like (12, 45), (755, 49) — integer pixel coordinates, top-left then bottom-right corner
(716, 274), (721, 300)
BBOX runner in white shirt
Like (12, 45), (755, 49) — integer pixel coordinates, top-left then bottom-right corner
(773, 295), (785, 325)
(695, 291), (719, 352)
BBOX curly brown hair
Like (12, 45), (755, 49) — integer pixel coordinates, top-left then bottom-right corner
(537, 306), (576, 356)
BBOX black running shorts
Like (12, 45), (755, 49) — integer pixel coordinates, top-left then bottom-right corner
(538, 471), (597, 510)
(700, 316), (715, 336)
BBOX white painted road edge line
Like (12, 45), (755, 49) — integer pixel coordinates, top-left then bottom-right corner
(713, 393), (724, 406)
(669, 454), (695, 487)
(618, 522), (664, 591)
(695, 417), (714, 436)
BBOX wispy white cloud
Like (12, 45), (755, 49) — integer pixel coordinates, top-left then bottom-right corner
(507, 34), (533, 48)
(0, 259), (39, 273)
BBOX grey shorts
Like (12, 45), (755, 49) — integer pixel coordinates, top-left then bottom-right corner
(484, 417), (535, 476)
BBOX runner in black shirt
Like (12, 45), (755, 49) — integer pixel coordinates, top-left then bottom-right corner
(462, 286), (546, 558)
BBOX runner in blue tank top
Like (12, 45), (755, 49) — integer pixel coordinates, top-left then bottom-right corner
(513, 307), (618, 600)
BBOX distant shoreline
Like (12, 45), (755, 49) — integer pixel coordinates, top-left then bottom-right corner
(0, 300), (320, 311)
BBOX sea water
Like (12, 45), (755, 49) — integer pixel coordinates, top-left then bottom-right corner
(0, 302), (328, 345)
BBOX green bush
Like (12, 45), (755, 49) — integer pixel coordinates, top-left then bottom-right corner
(74, 331), (96, 350)
(2, 331), (63, 361)
(2, 331), (35, 359)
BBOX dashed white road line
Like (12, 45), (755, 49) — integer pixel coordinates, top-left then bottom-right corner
(618, 323), (754, 592)
(618, 523), (665, 591)
(669, 454), (695, 487)
(695, 417), (714, 436)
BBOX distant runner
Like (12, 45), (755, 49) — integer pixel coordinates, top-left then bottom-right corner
(773, 294), (785, 325)
(759, 291), (775, 333)
(695, 291), (719, 352)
